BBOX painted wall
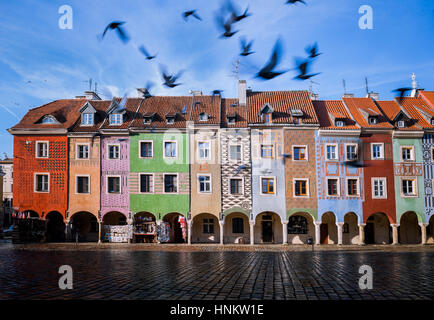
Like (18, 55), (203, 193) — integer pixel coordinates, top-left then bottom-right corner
(129, 132), (189, 218)
(0, 162), (13, 201)
(392, 138), (425, 222)
(101, 135), (130, 219)
(422, 134), (434, 223)
(361, 133), (396, 223)
(68, 136), (101, 220)
(315, 133), (364, 224)
(13, 135), (68, 218)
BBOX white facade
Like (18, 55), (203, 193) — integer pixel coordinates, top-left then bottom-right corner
(0, 160), (13, 203)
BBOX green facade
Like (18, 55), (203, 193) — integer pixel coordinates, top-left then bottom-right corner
(392, 138), (425, 222)
(129, 132), (190, 218)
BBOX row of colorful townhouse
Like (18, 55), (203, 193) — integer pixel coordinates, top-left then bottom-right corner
(8, 81), (434, 245)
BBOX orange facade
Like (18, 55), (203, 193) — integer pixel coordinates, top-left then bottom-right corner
(13, 135), (68, 218)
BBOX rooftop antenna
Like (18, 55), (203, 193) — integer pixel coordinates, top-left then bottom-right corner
(365, 77), (369, 95)
(94, 82), (98, 93)
(309, 79), (319, 94)
(342, 79), (347, 95)
(83, 78), (92, 91)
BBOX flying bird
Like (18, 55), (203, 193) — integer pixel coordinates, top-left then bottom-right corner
(160, 65), (183, 88)
(212, 89), (223, 96)
(215, 14), (238, 38)
(286, 0), (306, 4)
(293, 59), (320, 80)
(101, 21), (130, 44)
(305, 42), (322, 58)
(256, 38), (287, 80)
(139, 81), (155, 98)
(226, 1), (251, 22)
(235, 165), (247, 175)
(138, 45), (156, 60)
(181, 104), (187, 114)
(393, 87), (412, 102)
(183, 10), (202, 21)
(240, 37), (255, 56)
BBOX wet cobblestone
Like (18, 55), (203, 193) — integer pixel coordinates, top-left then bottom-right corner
(0, 246), (433, 300)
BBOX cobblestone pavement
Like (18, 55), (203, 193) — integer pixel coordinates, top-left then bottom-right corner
(1, 245), (433, 300)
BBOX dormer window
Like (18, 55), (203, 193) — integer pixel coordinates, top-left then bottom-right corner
(41, 115), (57, 124)
(368, 116), (378, 125)
(260, 104), (274, 124)
(263, 113), (272, 124)
(81, 113), (94, 126)
(227, 115), (236, 125)
(336, 120), (344, 127)
(293, 117), (302, 125)
(199, 112), (209, 121)
(109, 114), (123, 125)
(290, 110), (304, 124)
(166, 114), (176, 125)
(143, 112), (155, 125)
(431, 118), (434, 126)
(397, 120), (405, 128)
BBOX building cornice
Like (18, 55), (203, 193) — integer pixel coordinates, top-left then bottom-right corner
(7, 128), (68, 135)
(392, 130), (424, 138)
(318, 129), (361, 137)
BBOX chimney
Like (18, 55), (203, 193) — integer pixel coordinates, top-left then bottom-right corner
(79, 91), (101, 100)
(343, 93), (354, 98)
(366, 92), (379, 100)
(238, 80), (247, 106)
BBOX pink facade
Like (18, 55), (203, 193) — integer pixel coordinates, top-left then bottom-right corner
(100, 135), (130, 219)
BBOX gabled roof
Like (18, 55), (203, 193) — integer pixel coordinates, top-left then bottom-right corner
(189, 95), (221, 125)
(312, 100), (359, 130)
(247, 91), (318, 124)
(221, 98), (247, 128)
(343, 97), (393, 129)
(419, 91), (434, 109)
(70, 100), (112, 132)
(396, 97), (434, 129)
(79, 101), (97, 114)
(375, 100), (421, 131)
(99, 98), (142, 130)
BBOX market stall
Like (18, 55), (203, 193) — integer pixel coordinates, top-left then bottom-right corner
(133, 213), (157, 243)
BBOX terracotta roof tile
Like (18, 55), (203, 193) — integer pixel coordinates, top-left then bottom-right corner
(343, 97), (393, 129)
(375, 100), (420, 131)
(99, 98), (142, 130)
(419, 91), (434, 108)
(221, 98), (247, 128)
(396, 97), (434, 129)
(312, 100), (359, 130)
(70, 100), (112, 132)
(190, 95), (221, 125)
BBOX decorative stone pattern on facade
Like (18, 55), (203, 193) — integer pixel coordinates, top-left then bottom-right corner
(422, 134), (434, 219)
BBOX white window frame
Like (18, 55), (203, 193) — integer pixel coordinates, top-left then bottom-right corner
(197, 174), (212, 194)
(371, 143), (384, 160)
(163, 140), (178, 159)
(260, 144), (274, 159)
(229, 144), (243, 162)
(292, 145), (308, 161)
(139, 173), (154, 194)
(371, 177), (387, 199)
(197, 140), (211, 160)
(326, 177), (340, 197)
(81, 113), (94, 126)
(345, 177), (360, 197)
(293, 178), (310, 198)
(75, 175), (90, 194)
(109, 113), (123, 126)
(400, 145), (415, 162)
(397, 120), (405, 128)
(107, 144), (120, 160)
(163, 173), (179, 194)
(400, 177), (418, 197)
(260, 176), (276, 195)
(228, 177), (244, 195)
(35, 141), (49, 159)
(139, 140), (154, 159)
(336, 120), (344, 127)
(368, 116), (378, 125)
(325, 143), (338, 161)
(106, 175), (122, 194)
(34, 173), (50, 193)
(76, 143), (90, 160)
(344, 143), (358, 161)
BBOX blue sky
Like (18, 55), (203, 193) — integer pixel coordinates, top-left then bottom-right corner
(0, 0), (433, 156)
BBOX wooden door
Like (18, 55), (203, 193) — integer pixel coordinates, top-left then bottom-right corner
(320, 223), (328, 244)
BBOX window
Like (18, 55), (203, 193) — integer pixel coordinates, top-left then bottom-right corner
(199, 113), (208, 121)
(140, 174), (152, 193)
(371, 143), (384, 160)
(230, 178), (243, 195)
(326, 144), (337, 160)
(263, 113), (272, 123)
(431, 118), (434, 126)
(164, 141), (177, 158)
(166, 117), (175, 124)
(198, 142), (210, 159)
(232, 218), (244, 234)
(347, 179), (359, 196)
(336, 120), (344, 127)
(108, 145), (120, 159)
(294, 179), (308, 197)
(35, 174), (49, 192)
(293, 146), (307, 161)
(36, 141), (48, 158)
(198, 175), (211, 193)
(140, 141), (153, 158)
(229, 145), (242, 161)
(261, 145), (273, 158)
(164, 174), (177, 193)
(227, 116), (236, 125)
(76, 176), (89, 194)
(76, 144), (89, 159)
(372, 178), (387, 199)
(432, 147), (434, 161)
(41, 116), (56, 124)
(287, 216), (308, 234)
(261, 177), (275, 194)
(397, 120), (405, 128)
(109, 114), (122, 125)
(402, 178), (417, 197)
(327, 178), (339, 196)
(81, 113), (94, 126)
(107, 176), (121, 194)
(368, 116), (378, 125)
(203, 218), (214, 234)
(345, 144), (357, 161)
(401, 146), (414, 161)
(293, 117), (302, 124)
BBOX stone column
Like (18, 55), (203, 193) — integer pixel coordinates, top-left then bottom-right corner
(419, 223), (428, 245)
(282, 221), (288, 245)
(336, 222), (344, 245)
(98, 221), (102, 244)
(314, 221), (321, 245)
(64, 220), (69, 242)
(358, 223), (366, 245)
(219, 221), (225, 245)
(249, 221), (255, 245)
(187, 220), (193, 245)
(391, 224), (399, 245)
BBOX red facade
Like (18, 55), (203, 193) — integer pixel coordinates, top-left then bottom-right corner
(13, 135), (69, 219)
